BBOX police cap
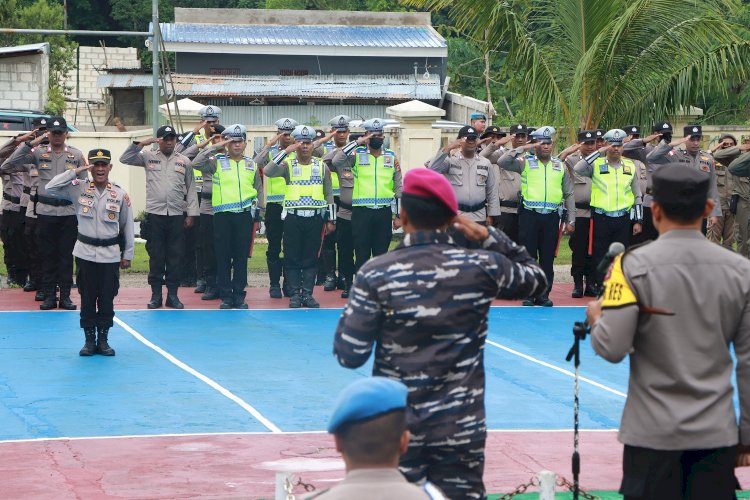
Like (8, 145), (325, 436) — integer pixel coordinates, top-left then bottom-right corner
(157, 125), (177, 138)
(684, 125), (702, 138)
(275, 118), (298, 133)
(209, 124), (225, 136)
(327, 377), (409, 433)
(362, 118), (385, 134)
(652, 163), (710, 207)
(623, 125), (641, 136)
(510, 123), (528, 135)
(652, 121), (673, 133)
(292, 125), (315, 143)
(48, 116), (67, 133)
(88, 149), (111, 164)
(199, 105), (222, 121)
(594, 129), (605, 139)
(603, 129), (627, 146)
(530, 126), (556, 144)
(315, 129), (326, 139)
(32, 116), (50, 129)
(222, 124), (247, 141)
(577, 130), (596, 143)
(458, 125), (479, 139)
(481, 125), (506, 139)
(329, 115), (351, 131)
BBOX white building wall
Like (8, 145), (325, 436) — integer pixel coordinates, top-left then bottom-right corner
(0, 49), (49, 111)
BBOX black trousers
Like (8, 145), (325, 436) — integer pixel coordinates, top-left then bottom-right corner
(631, 206), (658, 245)
(518, 208), (560, 292)
(494, 211), (519, 244)
(591, 212), (632, 285)
(620, 444), (737, 500)
(1, 209), (28, 278)
(352, 206), (392, 272)
(199, 213), (216, 286)
(24, 215), (42, 285)
(336, 217), (354, 284)
(76, 258), (120, 329)
(283, 213), (324, 295)
(145, 214), (185, 289)
(213, 210), (253, 301)
(569, 216), (593, 279)
(182, 214), (200, 282)
(36, 214), (77, 294)
(265, 202), (284, 265)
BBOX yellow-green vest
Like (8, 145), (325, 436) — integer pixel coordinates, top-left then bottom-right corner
(590, 158), (636, 212)
(211, 155), (258, 213)
(352, 146), (396, 207)
(266, 147), (291, 204)
(521, 156), (565, 211)
(192, 132), (209, 192)
(322, 142), (340, 196)
(284, 157), (326, 209)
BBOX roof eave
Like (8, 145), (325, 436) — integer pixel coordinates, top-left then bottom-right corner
(163, 42), (446, 58)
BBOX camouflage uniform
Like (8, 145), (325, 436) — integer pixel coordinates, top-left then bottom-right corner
(334, 226), (547, 499)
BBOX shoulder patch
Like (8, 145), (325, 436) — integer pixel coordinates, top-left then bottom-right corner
(601, 254), (638, 309)
(124, 193), (131, 207)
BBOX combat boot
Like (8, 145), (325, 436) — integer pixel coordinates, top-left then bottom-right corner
(323, 274), (337, 292)
(147, 286), (163, 309)
(289, 294), (303, 308)
(35, 289), (45, 301)
(584, 276), (599, 297)
(58, 290), (77, 310)
(571, 274), (584, 298)
(341, 278), (352, 299)
(201, 286), (219, 300)
(301, 295), (320, 308)
(165, 287), (184, 309)
(40, 289), (57, 310)
(535, 295), (554, 307)
(233, 292), (248, 309)
(79, 328), (97, 356)
(96, 327), (115, 356)
(194, 279), (206, 294)
(23, 279), (37, 292)
(269, 286), (283, 299)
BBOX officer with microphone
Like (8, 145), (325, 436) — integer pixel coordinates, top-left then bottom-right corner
(585, 164), (750, 500)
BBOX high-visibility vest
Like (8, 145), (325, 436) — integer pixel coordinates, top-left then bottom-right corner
(352, 146), (396, 207)
(211, 155), (258, 213)
(266, 147), (292, 204)
(520, 156), (564, 211)
(590, 158), (636, 212)
(283, 157), (326, 209)
(322, 141), (340, 196)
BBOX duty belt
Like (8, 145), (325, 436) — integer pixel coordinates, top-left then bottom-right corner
(594, 208), (629, 217)
(200, 191), (213, 200)
(499, 200), (518, 208)
(77, 233), (119, 247)
(286, 208), (323, 217)
(36, 194), (72, 207)
(458, 201), (486, 213)
(2, 193), (20, 204)
(575, 202), (590, 210)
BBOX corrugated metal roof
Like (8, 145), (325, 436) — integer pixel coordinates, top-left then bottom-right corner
(97, 74), (156, 89)
(158, 23), (446, 49)
(0, 43), (49, 57)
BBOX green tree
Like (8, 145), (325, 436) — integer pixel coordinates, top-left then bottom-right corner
(405, 0), (750, 137)
(0, 0), (77, 114)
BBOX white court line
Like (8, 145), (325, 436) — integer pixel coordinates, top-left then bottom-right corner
(113, 316), (282, 433)
(486, 340), (627, 398)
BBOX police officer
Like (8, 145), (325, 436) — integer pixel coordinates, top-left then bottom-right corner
(309, 377), (445, 499)
(195, 105), (222, 143)
(585, 164), (750, 500)
(322, 115), (356, 298)
(265, 125), (334, 308)
(192, 124), (263, 309)
(334, 168), (547, 498)
(428, 125), (500, 248)
(332, 118), (402, 272)
(647, 124), (723, 228)
(574, 129), (643, 292)
(708, 134), (738, 250)
(717, 138), (750, 257)
(559, 130), (597, 297)
(498, 126), (576, 307)
(254, 117), (299, 298)
(45, 149), (134, 357)
(1, 116), (86, 310)
(469, 112), (487, 136)
(0, 134), (29, 287)
(120, 125), (199, 309)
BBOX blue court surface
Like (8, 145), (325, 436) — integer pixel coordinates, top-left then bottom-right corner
(0, 306), (634, 442)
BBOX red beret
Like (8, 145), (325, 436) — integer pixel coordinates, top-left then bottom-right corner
(403, 167), (458, 216)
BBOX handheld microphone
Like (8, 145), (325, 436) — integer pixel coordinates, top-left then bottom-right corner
(596, 242), (625, 277)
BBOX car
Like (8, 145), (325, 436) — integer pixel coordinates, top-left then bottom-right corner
(0, 109), (78, 132)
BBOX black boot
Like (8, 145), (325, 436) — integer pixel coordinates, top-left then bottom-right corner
(79, 328), (97, 356)
(341, 278), (352, 299)
(323, 273), (337, 292)
(194, 279), (206, 294)
(40, 288), (57, 310)
(96, 327), (115, 356)
(23, 279), (36, 292)
(583, 275), (598, 297)
(337, 276), (346, 291)
(301, 268), (320, 308)
(165, 287), (184, 309)
(268, 259), (283, 298)
(35, 289), (45, 301)
(58, 289), (77, 310)
(571, 274), (584, 298)
(201, 286), (219, 300)
(287, 265), (302, 308)
(233, 291), (248, 309)
(147, 286), (163, 309)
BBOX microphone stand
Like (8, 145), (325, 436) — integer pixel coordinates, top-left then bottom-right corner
(566, 319), (590, 500)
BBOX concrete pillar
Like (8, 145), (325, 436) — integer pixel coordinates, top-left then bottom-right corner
(386, 100), (445, 174)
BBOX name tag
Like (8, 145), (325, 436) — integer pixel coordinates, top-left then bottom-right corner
(38, 162), (51, 170)
(292, 166), (302, 177)
(384, 156), (394, 169)
(219, 157), (231, 171)
(106, 203), (120, 212)
(552, 162), (561, 171)
(78, 197), (94, 207)
(599, 164), (609, 174)
(357, 153), (370, 165)
(244, 160), (255, 171)
(312, 164), (320, 177)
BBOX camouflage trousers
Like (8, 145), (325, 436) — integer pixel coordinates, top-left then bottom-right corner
(400, 439), (486, 499)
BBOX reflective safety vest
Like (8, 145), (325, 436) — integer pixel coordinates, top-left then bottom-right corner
(211, 155), (258, 213)
(590, 158), (636, 212)
(266, 147), (291, 204)
(352, 146), (397, 207)
(520, 156), (564, 211)
(322, 141), (340, 196)
(284, 157), (326, 209)
(192, 132), (208, 192)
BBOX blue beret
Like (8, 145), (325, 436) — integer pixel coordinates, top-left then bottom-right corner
(327, 377), (408, 433)
(470, 112), (487, 120)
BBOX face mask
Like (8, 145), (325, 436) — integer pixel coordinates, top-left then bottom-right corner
(369, 137), (384, 149)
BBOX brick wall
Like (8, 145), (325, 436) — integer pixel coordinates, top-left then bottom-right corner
(0, 51), (49, 111)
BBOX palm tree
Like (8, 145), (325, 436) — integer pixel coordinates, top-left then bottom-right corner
(405, 0), (750, 136)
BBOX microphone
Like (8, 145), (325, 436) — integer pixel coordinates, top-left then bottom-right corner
(596, 242), (625, 277)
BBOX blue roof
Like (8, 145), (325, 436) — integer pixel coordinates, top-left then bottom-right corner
(158, 23), (446, 49)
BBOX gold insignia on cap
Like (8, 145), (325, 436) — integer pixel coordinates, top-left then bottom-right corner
(96, 150), (104, 157)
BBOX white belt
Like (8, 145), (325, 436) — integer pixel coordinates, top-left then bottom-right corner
(287, 209), (321, 217)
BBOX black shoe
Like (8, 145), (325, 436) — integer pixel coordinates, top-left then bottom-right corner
(165, 293), (184, 309)
(40, 295), (57, 310)
(148, 288), (163, 309)
(301, 295), (320, 308)
(323, 275), (337, 292)
(584, 285), (599, 297)
(219, 299), (233, 309)
(341, 288), (350, 299)
(522, 298), (535, 307)
(58, 295), (77, 310)
(571, 287), (583, 299)
(194, 280), (206, 294)
(35, 289), (45, 301)
(23, 280), (36, 292)
(201, 287), (219, 300)
(233, 298), (248, 309)
(96, 327), (115, 356)
(337, 277), (346, 291)
(80, 328), (97, 356)
(535, 295), (554, 307)
(269, 286), (283, 299)
(289, 294), (302, 308)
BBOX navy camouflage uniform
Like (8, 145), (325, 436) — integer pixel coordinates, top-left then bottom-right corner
(334, 226), (547, 498)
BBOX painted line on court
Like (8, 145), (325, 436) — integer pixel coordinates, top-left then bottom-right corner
(113, 316), (282, 433)
(486, 340), (627, 398)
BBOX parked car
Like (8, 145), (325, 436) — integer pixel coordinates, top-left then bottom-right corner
(0, 109), (78, 132)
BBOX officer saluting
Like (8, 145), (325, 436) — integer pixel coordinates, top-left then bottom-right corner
(428, 125), (500, 248)
(586, 164), (750, 500)
(45, 149), (134, 357)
